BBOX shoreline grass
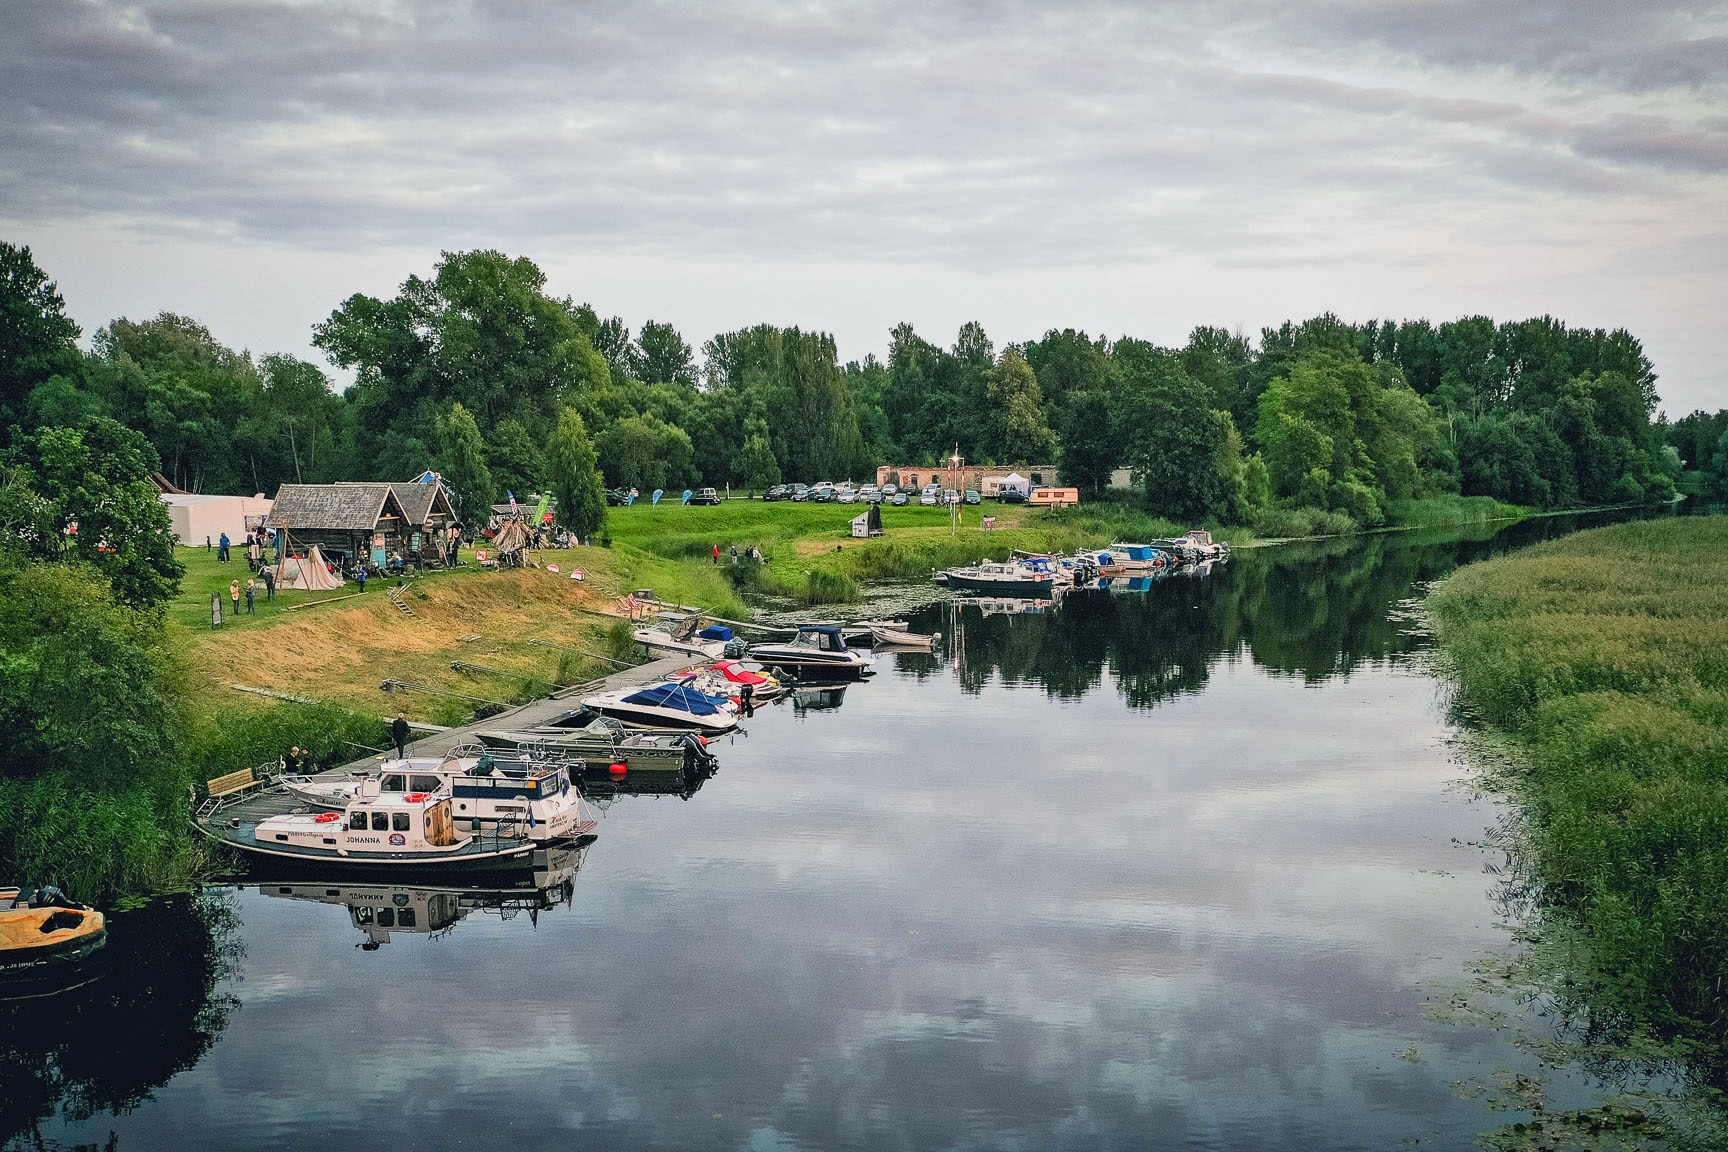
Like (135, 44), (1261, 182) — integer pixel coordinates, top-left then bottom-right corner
(1427, 516), (1728, 1051)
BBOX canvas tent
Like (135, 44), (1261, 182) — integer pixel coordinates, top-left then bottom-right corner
(277, 545), (344, 591)
(160, 493), (273, 545)
(997, 472), (1030, 495)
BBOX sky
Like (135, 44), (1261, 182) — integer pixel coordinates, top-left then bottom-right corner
(3, 0), (1726, 413)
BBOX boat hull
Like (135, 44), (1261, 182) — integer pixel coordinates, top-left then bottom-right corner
(944, 573), (1058, 598)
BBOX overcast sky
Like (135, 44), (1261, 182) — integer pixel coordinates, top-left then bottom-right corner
(4, 0), (1725, 411)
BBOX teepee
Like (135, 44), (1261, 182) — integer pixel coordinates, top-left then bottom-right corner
(277, 545), (345, 592)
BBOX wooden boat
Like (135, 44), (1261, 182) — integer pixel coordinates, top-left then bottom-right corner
(866, 621), (938, 649)
(195, 785), (590, 872)
(1, 886), (107, 983)
(281, 747), (592, 843)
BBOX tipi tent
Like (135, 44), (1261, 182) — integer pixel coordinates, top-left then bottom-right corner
(277, 545), (345, 591)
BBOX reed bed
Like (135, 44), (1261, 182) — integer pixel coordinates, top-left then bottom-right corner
(1428, 516), (1728, 1039)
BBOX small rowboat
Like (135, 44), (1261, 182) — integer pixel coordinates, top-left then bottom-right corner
(866, 622), (938, 650)
(1, 886), (107, 984)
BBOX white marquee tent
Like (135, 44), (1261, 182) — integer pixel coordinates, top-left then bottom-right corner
(160, 493), (273, 546)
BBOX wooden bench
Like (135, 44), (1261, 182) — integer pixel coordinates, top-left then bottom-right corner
(205, 768), (262, 800)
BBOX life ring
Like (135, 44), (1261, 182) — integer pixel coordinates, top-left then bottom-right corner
(404, 791), (431, 803)
(314, 812), (340, 823)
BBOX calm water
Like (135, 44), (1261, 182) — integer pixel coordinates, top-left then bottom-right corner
(3, 516), (1644, 1150)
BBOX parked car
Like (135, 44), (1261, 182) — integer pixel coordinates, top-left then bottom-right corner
(964, 489), (981, 505)
(862, 486), (883, 504)
(791, 484), (811, 502)
(837, 488), (859, 504)
(881, 483), (898, 496)
(764, 484), (791, 501)
(689, 487), (722, 506)
(997, 488), (1027, 504)
(890, 491), (910, 506)
(606, 488), (630, 506)
(919, 484), (941, 506)
(810, 483), (838, 503)
(942, 489), (960, 505)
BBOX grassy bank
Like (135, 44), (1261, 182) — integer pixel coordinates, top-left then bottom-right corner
(1428, 517), (1728, 1050)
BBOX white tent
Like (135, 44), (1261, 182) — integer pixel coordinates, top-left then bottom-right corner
(160, 493), (273, 545)
(998, 472), (1030, 495)
(276, 545), (345, 591)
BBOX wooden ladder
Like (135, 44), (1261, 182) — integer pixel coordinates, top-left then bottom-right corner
(389, 585), (416, 617)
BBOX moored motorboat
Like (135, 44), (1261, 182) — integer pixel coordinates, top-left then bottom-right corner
(197, 785), (573, 871)
(281, 747), (590, 842)
(631, 613), (735, 660)
(747, 624), (876, 681)
(938, 553), (1061, 598)
(477, 711), (716, 774)
(867, 621), (938, 649)
(580, 679), (741, 733)
(1091, 543), (1172, 574)
(1, 886), (107, 984)
(672, 658), (788, 702)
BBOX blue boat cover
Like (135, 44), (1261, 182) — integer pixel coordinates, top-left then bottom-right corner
(697, 625), (733, 641)
(622, 682), (729, 715)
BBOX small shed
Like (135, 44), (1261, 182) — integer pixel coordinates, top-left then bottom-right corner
(850, 505), (884, 538)
(267, 483), (410, 570)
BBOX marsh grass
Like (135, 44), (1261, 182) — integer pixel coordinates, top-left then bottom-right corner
(1429, 516), (1728, 1044)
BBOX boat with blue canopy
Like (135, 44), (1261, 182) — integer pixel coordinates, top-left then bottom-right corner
(579, 678), (741, 733)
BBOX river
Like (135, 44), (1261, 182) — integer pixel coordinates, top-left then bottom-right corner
(1, 514), (1656, 1150)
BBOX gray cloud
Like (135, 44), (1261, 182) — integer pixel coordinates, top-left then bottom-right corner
(3, 0), (1724, 266)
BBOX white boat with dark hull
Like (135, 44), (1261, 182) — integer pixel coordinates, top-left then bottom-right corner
(747, 624), (875, 681)
(281, 748), (591, 843)
(631, 613), (736, 660)
(937, 553), (1062, 598)
(1147, 529), (1231, 565)
(196, 786), (586, 873)
(477, 712), (717, 774)
(580, 679), (741, 733)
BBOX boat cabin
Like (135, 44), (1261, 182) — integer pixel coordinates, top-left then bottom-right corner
(255, 791), (462, 854)
(787, 624), (852, 654)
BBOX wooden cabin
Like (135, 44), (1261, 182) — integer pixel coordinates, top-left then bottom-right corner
(266, 483), (411, 571)
(387, 481), (460, 566)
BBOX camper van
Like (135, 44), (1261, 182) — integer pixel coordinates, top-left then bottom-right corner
(1028, 487), (1080, 508)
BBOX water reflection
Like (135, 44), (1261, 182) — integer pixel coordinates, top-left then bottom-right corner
(256, 844), (587, 950)
(0, 893), (239, 1149)
(925, 513), (1642, 709)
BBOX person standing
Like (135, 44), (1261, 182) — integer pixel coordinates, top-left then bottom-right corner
(356, 565), (367, 593)
(229, 579), (241, 617)
(391, 713), (411, 760)
(218, 532), (230, 563)
(711, 543), (720, 564)
(263, 566), (275, 601)
(248, 537), (261, 568)
(730, 545), (738, 565)
(245, 579), (256, 614)
(284, 746), (301, 775)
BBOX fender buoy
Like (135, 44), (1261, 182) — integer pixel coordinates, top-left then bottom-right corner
(609, 763), (628, 776)
(314, 812), (340, 823)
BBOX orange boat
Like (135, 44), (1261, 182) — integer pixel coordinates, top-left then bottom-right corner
(0, 886), (107, 983)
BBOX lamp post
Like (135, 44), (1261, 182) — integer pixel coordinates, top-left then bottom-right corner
(949, 450), (963, 535)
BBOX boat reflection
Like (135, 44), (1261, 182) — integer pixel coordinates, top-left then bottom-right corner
(255, 843), (589, 950)
(786, 685), (848, 714)
(573, 753), (717, 802)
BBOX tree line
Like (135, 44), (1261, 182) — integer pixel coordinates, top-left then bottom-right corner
(1, 241), (1695, 556)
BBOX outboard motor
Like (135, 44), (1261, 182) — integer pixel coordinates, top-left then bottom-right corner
(723, 637), (749, 660)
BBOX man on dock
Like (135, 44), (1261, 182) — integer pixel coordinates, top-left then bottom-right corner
(391, 713), (410, 759)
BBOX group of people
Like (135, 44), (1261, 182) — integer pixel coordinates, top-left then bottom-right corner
(224, 569), (275, 618)
(711, 544), (764, 564)
(214, 527), (273, 568)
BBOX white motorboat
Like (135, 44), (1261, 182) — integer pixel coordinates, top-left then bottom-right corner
(1089, 543), (1173, 574)
(197, 785), (584, 872)
(631, 613), (736, 660)
(580, 679), (741, 733)
(281, 747), (592, 843)
(747, 624), (876, 681)
(671, 658), (788, 702)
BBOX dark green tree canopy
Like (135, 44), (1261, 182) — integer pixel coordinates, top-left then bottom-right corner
(0, 242), (82, 434)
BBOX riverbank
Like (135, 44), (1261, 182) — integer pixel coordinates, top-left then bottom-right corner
(1427, 517), (1728, 1061)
